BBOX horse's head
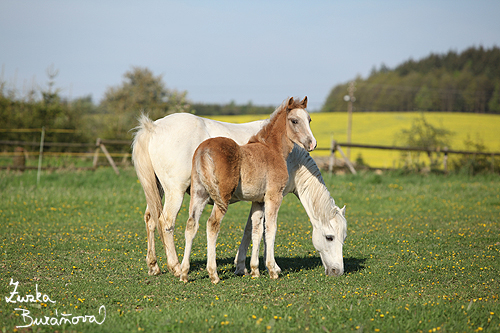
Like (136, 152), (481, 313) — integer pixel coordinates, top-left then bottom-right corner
(311, 205), (347, 276)
(285, 97), (317, 152)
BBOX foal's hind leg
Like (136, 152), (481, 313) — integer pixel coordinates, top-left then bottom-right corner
(234, 202), (264, 276)
(206, 204), (227, 284)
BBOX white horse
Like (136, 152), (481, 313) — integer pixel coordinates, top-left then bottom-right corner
(132, 108), (347, 278)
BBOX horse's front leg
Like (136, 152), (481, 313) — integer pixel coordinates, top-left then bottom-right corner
(234, 202), (264, 276)
(264, 194), (283, 280)
(144, 206), (161, 276)
(206, 204), (227, 284)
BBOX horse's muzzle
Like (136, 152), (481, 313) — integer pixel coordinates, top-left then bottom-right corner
(325, 266), (344, 277)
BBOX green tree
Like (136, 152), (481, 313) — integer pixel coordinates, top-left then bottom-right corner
(395, 113), (453, 171)
(99, 67), (191, 139)
(488, 82), (500, 113)
(415, 85), (433, 111)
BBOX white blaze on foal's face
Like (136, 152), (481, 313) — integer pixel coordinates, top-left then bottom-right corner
(287, 108), (317, 152)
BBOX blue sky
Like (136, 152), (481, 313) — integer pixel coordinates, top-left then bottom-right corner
(1, 0), (499, 110)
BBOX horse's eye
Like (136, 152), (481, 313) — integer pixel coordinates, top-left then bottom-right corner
(291, 119), (298, 125)
(326, 235), (334, 242)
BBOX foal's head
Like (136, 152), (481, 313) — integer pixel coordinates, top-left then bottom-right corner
(284, 97), (317, 152)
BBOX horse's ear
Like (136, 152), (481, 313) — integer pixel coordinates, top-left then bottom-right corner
(340, 205), (346, 216)
(301, 96), (308, 108)
(287, 97), (294, 109)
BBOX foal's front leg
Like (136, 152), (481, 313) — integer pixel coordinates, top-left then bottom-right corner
(264, 194), (283, 279)
(206, 204), (227, 284)
(249, 202), (264, 277)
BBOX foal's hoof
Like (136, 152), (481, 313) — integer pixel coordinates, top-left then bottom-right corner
(148, 264), (161, 276)
(210, 276), (220, 284)
(169, 263), (182, 278)
(250, 268), (260, 278)
(269, 270), (279, 280)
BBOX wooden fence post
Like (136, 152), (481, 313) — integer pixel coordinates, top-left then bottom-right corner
(93, 138), (101, 169)
(37, 127), (45, 186)
(443, 147), (448, 173)
(336, 144), (357, 175)
(329, 138), (337, 173)
(94, 138), (120, 175)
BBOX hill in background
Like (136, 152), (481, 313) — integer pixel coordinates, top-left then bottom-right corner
(322, 46), (500, 113)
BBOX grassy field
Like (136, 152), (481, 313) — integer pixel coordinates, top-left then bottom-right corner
(208, 112), (500, 169)
(0, 168), (499, 332)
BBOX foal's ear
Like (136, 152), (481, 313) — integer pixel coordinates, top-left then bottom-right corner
(287, 97), (295, 110)
(301, 96), (308, 108)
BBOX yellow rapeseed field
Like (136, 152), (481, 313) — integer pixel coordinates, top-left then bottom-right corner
(207, 112), (500, 168)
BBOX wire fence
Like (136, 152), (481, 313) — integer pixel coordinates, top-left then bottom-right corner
(2, 129), (499, 175)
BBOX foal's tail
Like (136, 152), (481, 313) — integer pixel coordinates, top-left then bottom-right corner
(132, 114), (162, 225)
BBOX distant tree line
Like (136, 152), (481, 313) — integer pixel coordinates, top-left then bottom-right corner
(192, 101), (275, 116)
(2, 45), (499, 147)
(1, 66), (277, 146)
(322, 46), (500, 113)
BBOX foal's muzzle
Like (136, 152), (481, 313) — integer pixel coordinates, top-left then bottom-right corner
(306, 139), (317, 152)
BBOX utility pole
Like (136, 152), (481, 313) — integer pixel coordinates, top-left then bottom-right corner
(344, 81), (356, 160)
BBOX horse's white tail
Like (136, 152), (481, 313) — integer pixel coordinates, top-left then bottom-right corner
(132, 114), (162, 226)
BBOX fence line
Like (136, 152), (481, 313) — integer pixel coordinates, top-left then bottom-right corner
(322, 141), (500, 174)
(1, 138), (499, 174)
(316, 142), (500, 156)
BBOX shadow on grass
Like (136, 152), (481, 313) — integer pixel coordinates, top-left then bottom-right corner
(183, 255), (366, 281)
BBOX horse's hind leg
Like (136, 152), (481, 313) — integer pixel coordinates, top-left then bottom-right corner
(157, 189), (184, 277)
(144, 206), (161, 276)
(180, 180), (210, 283)
(234, 202), (264, 276)
(206, 204), (227, 284)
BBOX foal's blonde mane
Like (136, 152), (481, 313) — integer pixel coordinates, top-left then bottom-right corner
(247, 98), (305, 145)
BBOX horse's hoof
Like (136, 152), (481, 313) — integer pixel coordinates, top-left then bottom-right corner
(234, 267), (248, 276)
(180, 275), (188, 283)
(210, 275), (220, 284)
(269, 270), (279, 280)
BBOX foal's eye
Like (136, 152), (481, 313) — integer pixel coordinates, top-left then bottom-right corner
(290, 119), (299, 125)
(326, 235), (334, 242)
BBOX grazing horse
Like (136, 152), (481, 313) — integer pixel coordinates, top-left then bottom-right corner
(131, 99), (346, 279)
(180, 97), (313, 283)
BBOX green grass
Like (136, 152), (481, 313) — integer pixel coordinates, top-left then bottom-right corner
(0, 168), (499, 332)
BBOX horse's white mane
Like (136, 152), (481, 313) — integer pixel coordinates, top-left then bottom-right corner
(289, 146), (340, 227)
